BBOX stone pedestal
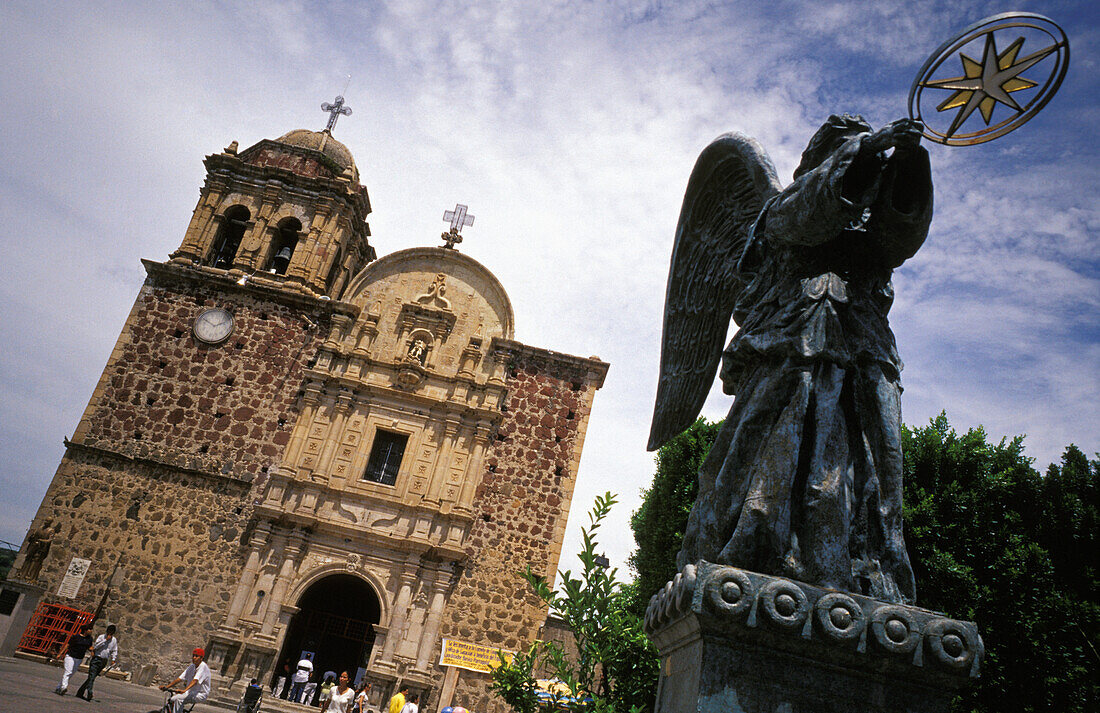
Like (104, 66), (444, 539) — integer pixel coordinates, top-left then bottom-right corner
(644, 563), (982, 713)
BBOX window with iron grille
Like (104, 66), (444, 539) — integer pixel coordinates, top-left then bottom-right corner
(363, 430), (407, 486)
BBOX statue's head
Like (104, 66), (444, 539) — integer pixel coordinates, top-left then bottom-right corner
(794, 114), (872, 179)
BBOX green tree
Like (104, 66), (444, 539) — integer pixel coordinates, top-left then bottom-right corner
(625, 418), (721, 618)
(901, 415), (1098, 712)
(490, 493), (659, 713)
(627, 411), (1097, 711)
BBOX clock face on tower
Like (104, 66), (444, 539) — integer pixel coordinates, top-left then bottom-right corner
(193, 308), (235, 344)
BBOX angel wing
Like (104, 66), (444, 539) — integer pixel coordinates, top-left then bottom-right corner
(647, 132), (782, 451)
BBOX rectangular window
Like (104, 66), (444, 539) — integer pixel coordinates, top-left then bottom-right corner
(363, 430), (408, 486)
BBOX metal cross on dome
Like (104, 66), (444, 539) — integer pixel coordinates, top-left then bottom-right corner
(441, 204), (475, 250)
(321, 95), (353, 132)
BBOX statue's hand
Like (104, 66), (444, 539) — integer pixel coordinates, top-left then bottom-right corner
(865, 119), (923, 155)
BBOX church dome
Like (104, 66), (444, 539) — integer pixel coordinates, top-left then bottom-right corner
(274, 129), (357, 174)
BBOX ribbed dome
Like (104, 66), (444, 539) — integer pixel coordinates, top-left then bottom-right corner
(274, 129), (356, 174)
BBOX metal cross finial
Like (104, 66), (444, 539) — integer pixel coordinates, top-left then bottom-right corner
(441, 204), (475, 249)
(321, 95), (353, 132)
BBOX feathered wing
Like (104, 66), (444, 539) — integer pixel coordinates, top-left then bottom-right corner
(647, 132), (782, 451)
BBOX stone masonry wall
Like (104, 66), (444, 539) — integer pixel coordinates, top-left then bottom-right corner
(21, 265), (331, 678)
(438, 349), (599, 713)
(72, 268), (330, 481)
(28, 449), (254, 677)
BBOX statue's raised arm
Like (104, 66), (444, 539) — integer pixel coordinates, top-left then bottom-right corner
(652, 114), (933, 605)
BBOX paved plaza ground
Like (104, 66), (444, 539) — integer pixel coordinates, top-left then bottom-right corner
(0, 656), (311, 713)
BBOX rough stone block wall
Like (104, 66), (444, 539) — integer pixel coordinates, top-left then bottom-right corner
(22, 268), (329, 678)
(438, 349), (595, 713)
(29, 449), (253, 677)
(74, 270), (327, 481)
(244, 146), (334, 179)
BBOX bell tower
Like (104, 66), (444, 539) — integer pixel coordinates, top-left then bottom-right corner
(170, 121), (375, 298)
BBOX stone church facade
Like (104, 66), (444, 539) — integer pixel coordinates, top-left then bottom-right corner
(9, 124), (606, 711)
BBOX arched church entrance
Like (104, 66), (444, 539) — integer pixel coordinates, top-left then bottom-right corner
(275, 573), (381, 693)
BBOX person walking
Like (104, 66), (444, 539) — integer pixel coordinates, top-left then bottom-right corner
(76, 623), (118, 701)
(388, 684), (409, 713)
(159, 647), (211, 713)
(323, 671), (355, 713)
(54, 623), (93, 695)
(399, 693), (420, 713)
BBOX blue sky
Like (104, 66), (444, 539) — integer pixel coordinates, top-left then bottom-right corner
(0, 1), (1096, 575)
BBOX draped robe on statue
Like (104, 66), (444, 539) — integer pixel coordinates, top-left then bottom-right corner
(676, 134), (932, 605)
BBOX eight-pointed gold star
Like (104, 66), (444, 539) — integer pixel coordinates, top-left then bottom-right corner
(922, 31), (1057, 138)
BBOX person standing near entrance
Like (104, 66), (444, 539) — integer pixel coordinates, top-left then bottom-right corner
(400, 693), (420, 713)
(320, 672), (337, 708)
(54, 623), (93, 695)
(388, 684), (409, 713)
(273, 659), (291, 699)
(323, 671), (356, 713)
(290, 655), (314, 703)
(76, 623), (118, 700)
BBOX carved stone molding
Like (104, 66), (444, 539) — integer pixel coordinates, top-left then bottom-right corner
(645, 562), (983, 713)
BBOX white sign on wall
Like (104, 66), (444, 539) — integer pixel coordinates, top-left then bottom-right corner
(57, 557), (91, 599)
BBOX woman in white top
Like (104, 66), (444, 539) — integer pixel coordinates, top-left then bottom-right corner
(354, 682), (372, 713)
(323, 671), (356, 713)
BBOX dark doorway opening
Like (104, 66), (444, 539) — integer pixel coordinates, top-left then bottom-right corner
(274, 574), (381, 701)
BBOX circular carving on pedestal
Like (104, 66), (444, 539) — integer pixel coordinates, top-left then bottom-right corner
(870, 606), (922, 654)
(644, 593), (660, 631)
(814, 592), (867, 642)
(704, 568), (755, 619)
(925, 618), (979, 670)
(759, 579), (809, 630)
(673, 565), (697, 613)
(660, 579), (678, 621)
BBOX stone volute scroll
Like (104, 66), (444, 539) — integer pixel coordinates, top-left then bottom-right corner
(416, 273), (452, 309)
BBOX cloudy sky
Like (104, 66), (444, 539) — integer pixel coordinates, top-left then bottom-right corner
(1, 1), (1096, 578)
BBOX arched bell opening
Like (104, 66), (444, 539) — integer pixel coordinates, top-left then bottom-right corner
(266, 217), (302, 275)
(207, 205), (251, 269)
(272, 573), (381, 701)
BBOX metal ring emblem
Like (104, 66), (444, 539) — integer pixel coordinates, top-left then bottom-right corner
(908, 12), (1069, 145)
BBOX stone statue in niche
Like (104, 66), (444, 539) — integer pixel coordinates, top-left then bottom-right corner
(16, 522), (55, 582)
(649, 115), (930, 604)
(407, 339), (428, 364)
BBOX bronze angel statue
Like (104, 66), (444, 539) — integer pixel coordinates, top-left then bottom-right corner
(649, 115), (931, 605)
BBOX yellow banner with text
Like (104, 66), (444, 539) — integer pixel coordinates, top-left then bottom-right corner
(439, 639), (513, 673)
